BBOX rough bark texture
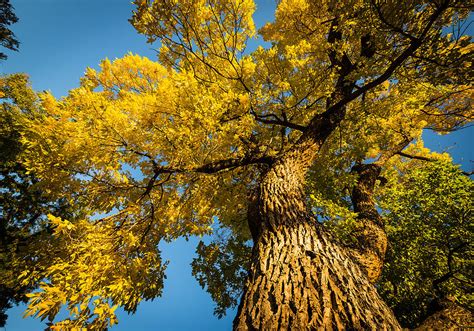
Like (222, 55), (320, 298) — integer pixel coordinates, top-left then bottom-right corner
(234, 157), (401, 330)
(414, 298), (473, 330)
(349, 164), (388, 283)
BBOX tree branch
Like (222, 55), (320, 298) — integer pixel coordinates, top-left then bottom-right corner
(253, 116), (306, 132)
(194, 154), (274, 173)
(397, 151), (473, 176)
(370, 0), (418, 41)
(152, 154), (273, 176)
(323, 0), (450, 120)
(396, 151), (434, 162)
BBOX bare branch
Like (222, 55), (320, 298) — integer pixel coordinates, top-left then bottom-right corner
(252, 112), (306, 132)
(151, 154), (273, 176)
(396, 151), (435, 162)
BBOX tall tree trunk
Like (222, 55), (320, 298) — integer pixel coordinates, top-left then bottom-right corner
(234, 156), (400, 330)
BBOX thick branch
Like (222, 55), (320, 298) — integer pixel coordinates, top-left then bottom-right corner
(349, 163), (387, 283)
(152, 154), (273, 176)
(396, 151), (434, 162)
(194, 155), (273, 173)
(253, 116), (306, 132)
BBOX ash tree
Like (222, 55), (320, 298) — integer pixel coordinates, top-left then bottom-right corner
(7, 0), (473, 329)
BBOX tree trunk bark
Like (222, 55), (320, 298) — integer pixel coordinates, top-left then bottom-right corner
(233, 157), (400, 330)
(415, 298), (473, 330)
(348, 163), (388, 283)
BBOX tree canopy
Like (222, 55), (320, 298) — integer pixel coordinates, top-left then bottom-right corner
(1, 0), (473, 329)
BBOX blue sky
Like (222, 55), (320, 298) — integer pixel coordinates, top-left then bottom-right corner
(1, 1), (472, 330)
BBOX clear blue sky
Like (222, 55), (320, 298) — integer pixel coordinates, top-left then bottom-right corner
(1, 1), (472, 330)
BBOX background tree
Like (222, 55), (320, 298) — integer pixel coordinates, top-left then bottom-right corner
(8, 0), (473, 329)
(0, 0), (19, 60)
(0, 2), (23, 321)
(379, 159), (473, 328)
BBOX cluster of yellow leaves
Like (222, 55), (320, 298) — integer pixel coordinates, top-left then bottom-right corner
(260, 0), (375, 68)
(19, 215), (166, 329)
(336, 80), (472, 161)
(15, 54), (266, 327)
(131, 0), (256, 79)
(249, 44), (336, 131)
(0, 74), (38, 113)
(21, 54), (256, 224)
(129, 0), (471, 161)
(254, 0), (471, 145)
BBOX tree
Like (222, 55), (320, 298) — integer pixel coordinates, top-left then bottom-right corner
(0, 0), (19, 60)
(378, 159), (473, 328)
(10, 0), (473, 329)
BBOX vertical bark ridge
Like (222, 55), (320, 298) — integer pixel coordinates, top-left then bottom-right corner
(234, 222), (400, 330)
(349, 163), (388, 283)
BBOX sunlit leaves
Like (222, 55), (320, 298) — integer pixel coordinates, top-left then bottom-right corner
(131, 0), (256, 79)
(16, 54), (259, 328)
(21, 54), (256, 222)
(21, 215), (166, 329)
(0, 74), (79, 327)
